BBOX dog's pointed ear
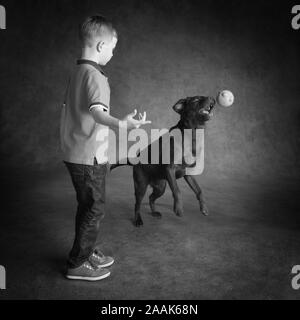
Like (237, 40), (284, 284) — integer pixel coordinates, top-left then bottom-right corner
(173, 99), (186, 114)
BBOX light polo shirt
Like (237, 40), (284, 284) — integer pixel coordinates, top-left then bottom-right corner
(60, 60), (110, 165)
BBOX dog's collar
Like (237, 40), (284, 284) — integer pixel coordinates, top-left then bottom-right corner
(171, 121), (205, 131)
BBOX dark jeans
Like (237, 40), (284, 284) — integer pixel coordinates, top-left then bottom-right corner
(64, 158), (108, 268)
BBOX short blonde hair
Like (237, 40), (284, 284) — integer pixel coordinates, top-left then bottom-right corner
(79, 15), (117, 47)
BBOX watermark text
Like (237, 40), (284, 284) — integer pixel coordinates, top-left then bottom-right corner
(0, 265), (5, 289)
(292, 5), (300, 30)
(93, 126), (205, 175)
(0, 5), (6, 29)
(291, 265), (300, 290)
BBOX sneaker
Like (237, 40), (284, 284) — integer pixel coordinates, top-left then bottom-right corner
(89, 249), (115, 268)
(66, 261), (110, 281)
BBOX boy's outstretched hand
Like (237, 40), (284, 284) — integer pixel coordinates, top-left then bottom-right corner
(122, 109), (151, 129)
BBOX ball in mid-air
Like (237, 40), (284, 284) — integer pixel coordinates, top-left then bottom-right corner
(217, 90), (234, 107)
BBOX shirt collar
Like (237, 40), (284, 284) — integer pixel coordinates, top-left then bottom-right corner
(77, 59), (106, 76)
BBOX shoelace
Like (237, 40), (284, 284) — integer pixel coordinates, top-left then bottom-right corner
(92, 250), (105, 260)
(83, 262), (94, 270)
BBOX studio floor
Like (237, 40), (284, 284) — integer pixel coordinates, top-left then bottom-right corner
(1, 166), (300, 300)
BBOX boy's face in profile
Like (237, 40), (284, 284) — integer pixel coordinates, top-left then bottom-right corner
(98, 36), (118, 66)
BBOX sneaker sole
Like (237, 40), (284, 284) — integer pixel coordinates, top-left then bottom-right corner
(98, 259), (114, 268)
(66, 271), (111, 281)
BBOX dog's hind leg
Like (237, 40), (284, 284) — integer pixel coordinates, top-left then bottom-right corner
(149, 180), (167, 218)
(184, 175), (209, 216)
(133, 166), (148, 227)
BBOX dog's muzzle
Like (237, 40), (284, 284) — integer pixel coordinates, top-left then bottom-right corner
(200, 99), (215, 116)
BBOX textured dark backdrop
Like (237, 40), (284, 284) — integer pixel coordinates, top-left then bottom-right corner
(0, 0), (299, 181)
(1, 0), (300, 301)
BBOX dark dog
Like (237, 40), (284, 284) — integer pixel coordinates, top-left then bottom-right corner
(111, 96), (215, 226)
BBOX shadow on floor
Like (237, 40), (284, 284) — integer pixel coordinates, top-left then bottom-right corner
(0, 166), (300, 299)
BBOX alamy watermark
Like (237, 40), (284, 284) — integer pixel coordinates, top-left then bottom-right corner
(87, 126), (205, 175)
(291, 265), (300, 290)
(0, 265), (5, 289)
(292, 5), (300, 30)
(0, 5), (6, 29)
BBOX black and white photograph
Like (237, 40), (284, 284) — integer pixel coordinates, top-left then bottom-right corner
(0, 0), (300, 304)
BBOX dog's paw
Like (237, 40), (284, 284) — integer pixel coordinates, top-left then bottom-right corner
(135, 217), (144, 227)
(199, 201), (209, 216)
(175, 210), (183, 217)
(151, 211), (162, 219)
(174, 203), (184, 217)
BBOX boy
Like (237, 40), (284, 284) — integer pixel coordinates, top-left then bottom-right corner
(60, 15), (150, 281)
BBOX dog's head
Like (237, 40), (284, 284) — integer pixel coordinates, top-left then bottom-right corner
(173, 96), (215, 129)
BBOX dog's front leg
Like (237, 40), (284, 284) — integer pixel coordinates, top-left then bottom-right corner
(166, 166), (183, 216)
(184, 175), (209, 216)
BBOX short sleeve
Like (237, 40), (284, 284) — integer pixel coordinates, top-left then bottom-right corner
(84, 70), (109, 112)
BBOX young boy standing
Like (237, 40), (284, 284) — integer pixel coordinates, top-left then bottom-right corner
(60, 15), (150, 281)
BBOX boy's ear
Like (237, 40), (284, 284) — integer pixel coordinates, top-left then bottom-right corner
(96, 41), (105, 53)
(173, 98), (186, 114)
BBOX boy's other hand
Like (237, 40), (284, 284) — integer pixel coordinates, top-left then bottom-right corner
(121, 109), (151, 129)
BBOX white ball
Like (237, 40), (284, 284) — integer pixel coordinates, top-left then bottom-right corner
(217, 90), (234, 107)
